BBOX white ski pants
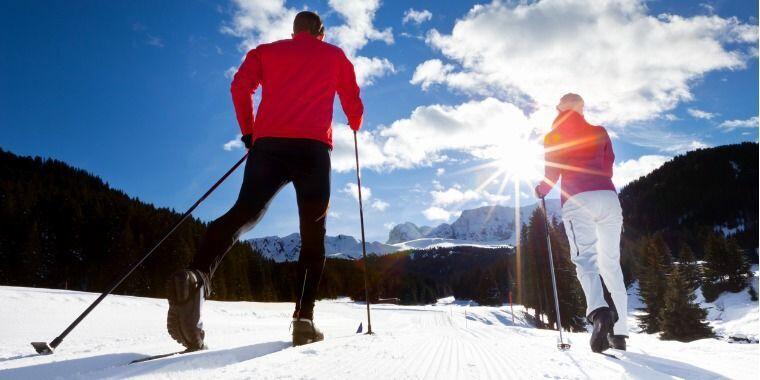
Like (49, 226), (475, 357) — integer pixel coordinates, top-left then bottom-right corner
(561, 190), (628, 336)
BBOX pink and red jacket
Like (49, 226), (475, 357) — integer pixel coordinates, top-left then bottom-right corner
(230, 32), (364, 148)
(536, 110), (616, 205)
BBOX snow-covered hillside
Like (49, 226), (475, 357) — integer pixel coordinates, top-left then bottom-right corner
(0, 283), (757, 379)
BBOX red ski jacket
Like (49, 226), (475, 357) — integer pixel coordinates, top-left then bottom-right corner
(230, 32), (364, 148)
(536, 110), (616, 205)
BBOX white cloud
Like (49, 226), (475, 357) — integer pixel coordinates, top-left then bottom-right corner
(687, 108), (718, 120)
(351, 56), (395, 86)
(220, 0), (297, 49)
(403, 9), (432, 25)
(331, 98), (548, 174)
(433, 186), (512, 207)
(612, 155), (670, 188)
(378, 97), (545, 170)
(718, 116), (759, 131)
(423, 206), (454, 222)
(327, 0), (396, 85)
(425, 185), (512, 224)
(481, 190), (511, 205)
(328, 0), (393, 53)
(431, 188), (480, 206)
(222, 0), (394, 86)
(619, 124), (709, 154)
(411, 59), (454, 90)
(224, 66), (238, 79)
(223, 134), (244, 151)
(383, 222), (396, 230)
(331, 124), (388, 172)
(371, 199), (389, 211)
(342, 182), (371, 202)
(417, 0), (756, 125)
(436, 168), (445, 176)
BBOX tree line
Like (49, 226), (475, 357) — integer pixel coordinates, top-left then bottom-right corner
(0, 148), (515, 308)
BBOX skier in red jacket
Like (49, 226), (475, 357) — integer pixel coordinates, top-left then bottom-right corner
(535, 93), (628, 353)
(166, 11), (363, 350)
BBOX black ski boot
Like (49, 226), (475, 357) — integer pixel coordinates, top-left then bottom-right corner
(588, 307), (613, 353)
(608, 334), (627, 350)
(292, 311), (323, 346)
(166, 269), (209, 351)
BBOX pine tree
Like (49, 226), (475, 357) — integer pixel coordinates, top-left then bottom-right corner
(678, 244), (701, 291)
(724, 238), (751, 292)
(636, 234), (672, 333)
(658, 266), (714, 342)
(702, 233), (751, 301)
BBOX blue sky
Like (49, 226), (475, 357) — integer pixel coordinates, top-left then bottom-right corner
(1, 0), (757, 243)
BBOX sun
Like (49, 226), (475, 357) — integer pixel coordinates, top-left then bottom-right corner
(449, 128), (545, 205)
(494, 137), (544, 184)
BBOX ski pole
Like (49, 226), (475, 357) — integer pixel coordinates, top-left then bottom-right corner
(32, 153), (249, 355)
(353, 130), (372, 334)
(540, 197), (570, 350)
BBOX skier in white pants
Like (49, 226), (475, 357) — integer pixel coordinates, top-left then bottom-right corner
(535, 93), (628, 352)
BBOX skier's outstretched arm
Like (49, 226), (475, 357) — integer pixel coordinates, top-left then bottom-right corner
(230, 49), (263, 137)
(336, 51), (364, 131)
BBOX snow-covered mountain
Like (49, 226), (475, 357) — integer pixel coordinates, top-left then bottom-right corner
(250, 201), (561, 262)
(387, 200), (562, 245)
(386, 222), (433, 244)
(248, 233), (397, 262)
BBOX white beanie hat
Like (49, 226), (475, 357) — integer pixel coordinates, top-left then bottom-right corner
(557, 93), (584, 113)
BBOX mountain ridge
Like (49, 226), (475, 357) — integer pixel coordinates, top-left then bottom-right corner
(248, 200), (561, 262)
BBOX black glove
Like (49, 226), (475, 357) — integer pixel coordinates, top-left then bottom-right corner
(241, 134), (253, 149)
(534, 185), (545, 199)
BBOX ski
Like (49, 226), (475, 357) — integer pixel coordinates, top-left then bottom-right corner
(598, 352), (621, 360)
(129, 349), (201, 364)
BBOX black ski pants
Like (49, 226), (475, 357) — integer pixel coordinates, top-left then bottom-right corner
(190, 137), (330, 317)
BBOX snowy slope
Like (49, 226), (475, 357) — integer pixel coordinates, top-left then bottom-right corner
(1, 285), (757, 379)
(392, 238), (512, 251)
(627, 266), (760, 343)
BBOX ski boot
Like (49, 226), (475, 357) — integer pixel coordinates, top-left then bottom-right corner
(166, 269), (209, 351)
(292, 311), (324, 346)
(587, 307), (613, 353)
(608, 334), (627, 350)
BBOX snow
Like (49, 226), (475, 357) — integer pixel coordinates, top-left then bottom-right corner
(251, 201), (560, 262)
(387, 222), (430, 244)
(248, 234), (398, 262)
(696, 265), (760, 342)
(1, 285), (757, 379)
(628, 267), (759, 342)
(387, 201), (562, 246)
(392, 238), (512, 251)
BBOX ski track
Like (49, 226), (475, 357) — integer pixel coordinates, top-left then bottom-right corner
(0, 286), (756, 379)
